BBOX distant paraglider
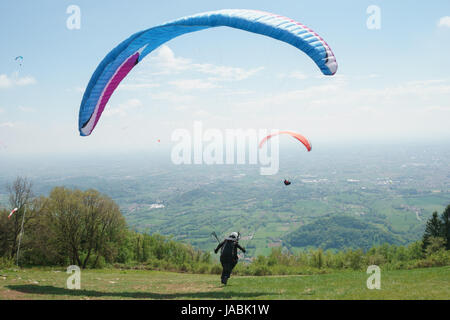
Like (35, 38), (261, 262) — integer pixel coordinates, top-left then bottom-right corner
(78, 9), (337, 137)
(259, 132), (311, 186)
(15, 56), (23, 67)
(8, 208), (18, 219)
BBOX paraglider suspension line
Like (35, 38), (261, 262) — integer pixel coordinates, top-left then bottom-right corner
(211, 231), (220, 243)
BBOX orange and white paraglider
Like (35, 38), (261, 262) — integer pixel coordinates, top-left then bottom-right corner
(259, 131), (311, 186)
(259, 131), (312, 152)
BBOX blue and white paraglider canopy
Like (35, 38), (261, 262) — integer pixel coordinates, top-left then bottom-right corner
(78, 9), (338, 137)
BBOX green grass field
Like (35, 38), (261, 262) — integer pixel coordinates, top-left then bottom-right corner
(0, 266), (448, 300)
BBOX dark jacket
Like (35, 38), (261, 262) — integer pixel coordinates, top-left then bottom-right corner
(215, 238), (246, 261)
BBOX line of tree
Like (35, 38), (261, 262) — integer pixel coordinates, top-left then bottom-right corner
(239, 205), (449, 275)
(0, 177), (449, 276)
(0, 178), (211, 272)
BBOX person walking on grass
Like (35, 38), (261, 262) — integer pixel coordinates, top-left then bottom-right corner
(214, 232), (246, 285)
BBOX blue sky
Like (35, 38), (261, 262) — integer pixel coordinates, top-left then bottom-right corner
(1, 0), (450, 155)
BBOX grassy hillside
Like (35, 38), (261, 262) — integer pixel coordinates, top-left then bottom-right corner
(0, 266), (448, 299)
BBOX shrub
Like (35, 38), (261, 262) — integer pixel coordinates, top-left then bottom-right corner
(366, 253), (386, 266)
(253, 264), (272, 276)
(210, 265), (222, 275)
(427, 250), (450, 267)
(0, 256), (15, 269)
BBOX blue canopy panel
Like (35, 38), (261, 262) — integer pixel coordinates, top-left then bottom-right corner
(79, 9), (337, 136)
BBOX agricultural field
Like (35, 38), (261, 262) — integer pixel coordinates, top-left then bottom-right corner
(1, 143), (449, 256)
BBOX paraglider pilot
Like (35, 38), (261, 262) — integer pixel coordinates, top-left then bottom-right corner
(214, 232), (246, 285)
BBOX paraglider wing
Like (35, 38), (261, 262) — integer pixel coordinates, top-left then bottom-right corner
(15, 56), (23, 66)
(78, 9), (337, 136)
(259, 131), (312, 151)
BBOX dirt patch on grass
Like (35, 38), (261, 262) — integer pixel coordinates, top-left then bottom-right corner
(0, 287), (28, 300)
(236, 274), (310, 278)
(163, 283), (219, 294)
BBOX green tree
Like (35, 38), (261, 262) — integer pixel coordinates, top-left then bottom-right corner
(425, 237), (446, 255)
(422, 211), (443, 251)
(20, 196), (58, 266)
(440, 205), (450, 250)
(0, 208), (13, 257)
(6, 177), (35, 260)
(46, 187), (127, 268)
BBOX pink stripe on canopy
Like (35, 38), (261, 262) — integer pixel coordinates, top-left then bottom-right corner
(83, 52), (140, 135)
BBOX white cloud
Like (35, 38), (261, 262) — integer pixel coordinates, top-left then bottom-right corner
(140, 45), (263, 84)
(117, 46), (264, 94)
(0, 74), (12, 88)
(423, 105), (450, 112)
(104, 98), (143, 117)
(18, 106), (35, 113)
(0, 122), (15, 128)
(226, 77), (450, 140)
(194, 109), (210, 117)
(277, 71), (308, 80)
(169, 79), (220, 90)
(193, 64), (264, 82)
(146, 45), (192, 75)
(118, 83), (160, 90)
(438, 16), (450, 28)
(175, 105), (188, 111)
(71, 87), (85, 93)
(150, 91), (195, 104)
(15, 76), (36, 86)
(0, 74), (36, 88)
(237, 83), (342, 108)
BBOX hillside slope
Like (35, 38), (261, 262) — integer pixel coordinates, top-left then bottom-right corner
(283, 215), (405, 251)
